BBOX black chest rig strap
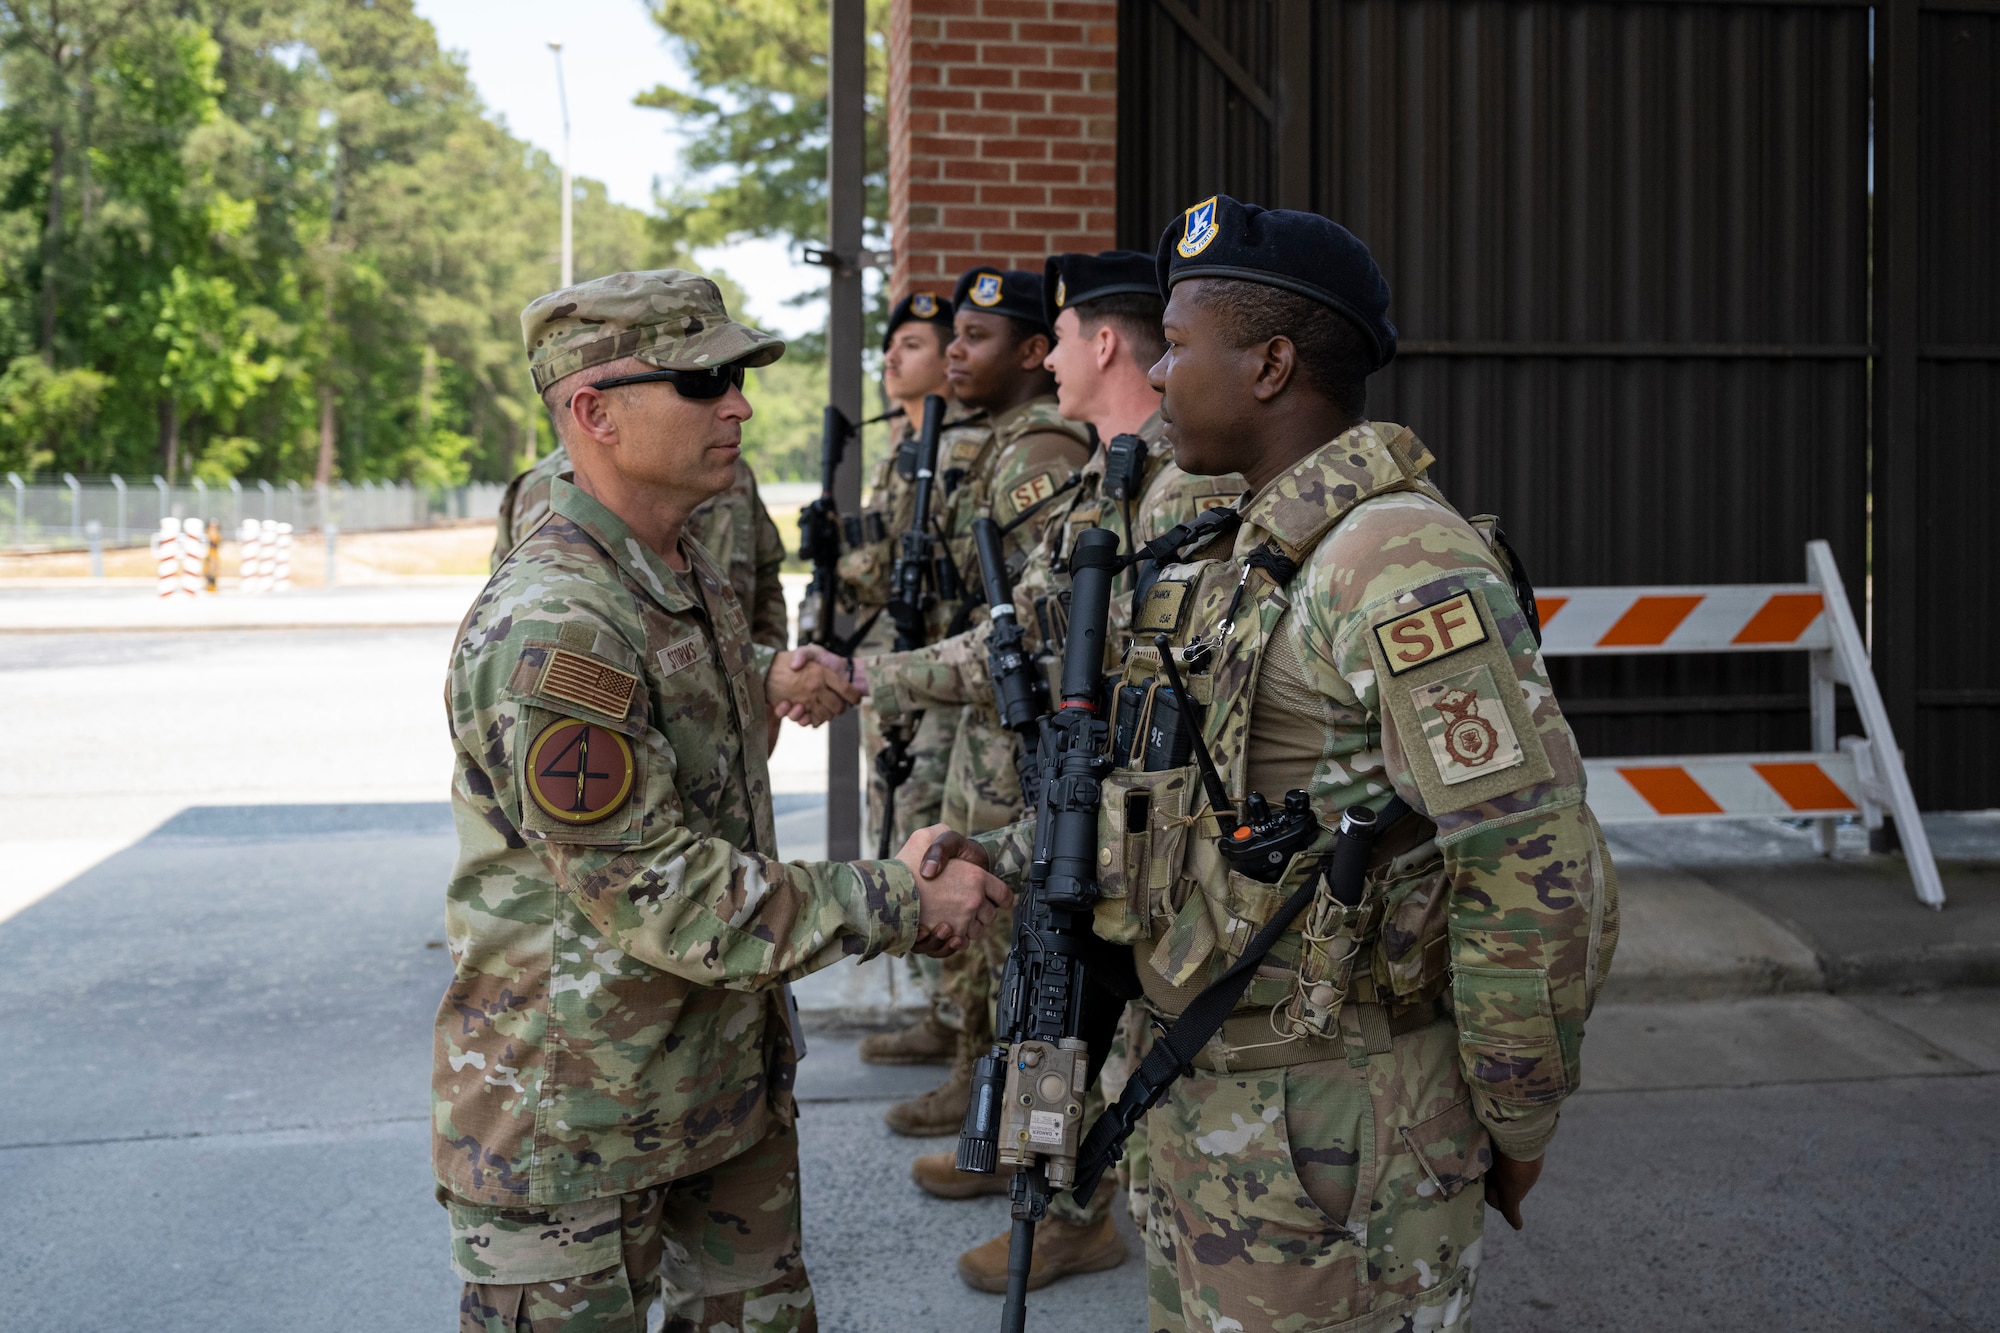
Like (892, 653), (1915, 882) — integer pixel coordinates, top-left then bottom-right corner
(1071, 794), (1412, 1207)
(1128, 505), (1243, 609)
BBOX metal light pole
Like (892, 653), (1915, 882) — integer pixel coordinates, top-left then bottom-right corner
(823, 0), (866, 859)
(549, 41), (573, 288)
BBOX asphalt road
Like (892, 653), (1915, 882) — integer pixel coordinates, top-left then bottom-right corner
(2, 801), (1995, 1332)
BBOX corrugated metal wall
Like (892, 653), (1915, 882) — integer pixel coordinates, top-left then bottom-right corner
(1893, 5), (2000, 803)
(1117, 0), (1284, 241)
(1319, 0), (1872, 762)
(1117, 0), (1996, 806)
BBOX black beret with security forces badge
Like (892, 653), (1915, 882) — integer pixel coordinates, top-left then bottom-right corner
(1154, 194), (1397, 370)
(951, 266), (1050, 334)
(1041, 249), (1160, 331)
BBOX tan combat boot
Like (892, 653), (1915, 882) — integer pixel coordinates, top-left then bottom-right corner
(857, 1010), (955, 1066)
(883, 1041), (972, 1136)
(911, 1151), (1009, 1199)
(955, 1214), (1127, 1293)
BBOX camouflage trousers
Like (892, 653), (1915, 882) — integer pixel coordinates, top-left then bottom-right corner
(1098, 1002), (1155, 1229)
(863, 702), (949, 859)
(449, 1122), (814, 1333)
(1141, 1015), (1489, 1332)
(939, 704), (1029, 838)
(866, 702), (951, 1006)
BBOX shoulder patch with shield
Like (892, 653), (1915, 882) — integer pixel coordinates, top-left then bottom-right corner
(1366, 586), (1553, 814)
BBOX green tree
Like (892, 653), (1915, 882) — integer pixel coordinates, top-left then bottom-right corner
(638, 0), (888, 254)
(0, 353), (106, 472)
(149, 264), (278, 479)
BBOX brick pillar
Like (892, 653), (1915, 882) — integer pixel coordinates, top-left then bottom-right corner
(888, 0), (1118, 300)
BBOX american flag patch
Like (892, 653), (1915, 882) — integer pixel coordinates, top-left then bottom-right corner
(538, 648), (639, 718)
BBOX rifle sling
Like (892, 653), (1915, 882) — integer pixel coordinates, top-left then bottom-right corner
(1070, 794), (1411, 1206)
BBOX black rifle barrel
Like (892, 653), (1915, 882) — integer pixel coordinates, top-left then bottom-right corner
(887, 394), (947, 652)
(978, 525), (1121, 1333)
(795, 404), (852, 647)
(972, 515), (1041, 735)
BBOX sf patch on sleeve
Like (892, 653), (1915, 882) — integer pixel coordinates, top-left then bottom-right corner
(1007, 472), (1057, 518)
(1368, 586), (1553, 814)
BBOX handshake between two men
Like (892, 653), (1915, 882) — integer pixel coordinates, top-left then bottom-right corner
(761, 640), (1006, 959)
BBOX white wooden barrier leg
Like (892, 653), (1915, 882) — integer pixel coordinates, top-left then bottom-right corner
(1810, 647), (1839, 857)
(1809, 540), (1946, 909)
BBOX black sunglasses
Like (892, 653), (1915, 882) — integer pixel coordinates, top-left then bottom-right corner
(577, 362), (748, 403)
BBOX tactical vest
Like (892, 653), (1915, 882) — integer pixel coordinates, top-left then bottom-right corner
(933, 398), (1088, 640)
(1012, 427), (1172, 663)
(1091, 428), (1485, 1048)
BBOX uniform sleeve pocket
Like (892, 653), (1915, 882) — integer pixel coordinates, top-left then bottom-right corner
(1395, 1097), (1492, 1201)
(1451, 965), (1568, 1107)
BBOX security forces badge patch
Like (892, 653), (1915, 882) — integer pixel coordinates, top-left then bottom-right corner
(911, 292), (938, 318)
(971, 273), (1004, 307)
(1366, 585), (1553, 813)
(1053, 275), (1067, 307)
(1176, 196), (1220, 258)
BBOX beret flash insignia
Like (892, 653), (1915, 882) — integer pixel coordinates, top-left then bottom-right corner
(1176, 196), (1220, 258)
(971, 273), (1004, 307)
(911, 292), (938, 317)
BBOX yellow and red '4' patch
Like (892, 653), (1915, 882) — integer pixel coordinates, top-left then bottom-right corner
(526, 718), (635, 824)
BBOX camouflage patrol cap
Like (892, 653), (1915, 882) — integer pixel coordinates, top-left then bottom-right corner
(522, 269), (785, 393)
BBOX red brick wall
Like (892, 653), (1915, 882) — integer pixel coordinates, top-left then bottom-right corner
(888, 0), (1118, 301)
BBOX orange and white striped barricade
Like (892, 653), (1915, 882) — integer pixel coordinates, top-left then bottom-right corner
(238, 520), (265, 593)
(177, 518), (205, 597)
(271, 521), (293, 590)
(258, 519), (280, 592)
(1540, 539), (1944, 908)
(153, 517), (187, 598)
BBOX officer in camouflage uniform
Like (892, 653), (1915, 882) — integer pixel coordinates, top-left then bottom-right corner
(824, 252), (1247, 1292)
(437, 269), (1009, 1333)
(966, 199), (1617, 1331)
(845, 291), (967, 1069)
(875, 265), (1092, 1137)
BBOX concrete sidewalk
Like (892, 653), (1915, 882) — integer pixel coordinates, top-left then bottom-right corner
(1602, 814), (2000, 1003)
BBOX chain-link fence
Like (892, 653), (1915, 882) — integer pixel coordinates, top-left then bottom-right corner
(1, 473), (507, 551)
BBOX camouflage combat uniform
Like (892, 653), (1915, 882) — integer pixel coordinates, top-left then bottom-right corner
(836, 405), (987, 861)
(893, 396), (1089, 1051)
(439, 477), (934, 1331)
(440, 268), (930, 1333)
(493, 446), (789, 650)
(928, 395), (1092, 837)
(864, 411), (1242, 1222)
(980, 422), (1618, 1332)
